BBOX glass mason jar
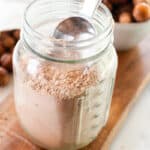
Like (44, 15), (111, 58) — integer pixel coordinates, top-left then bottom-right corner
(13, 0), (118, 150)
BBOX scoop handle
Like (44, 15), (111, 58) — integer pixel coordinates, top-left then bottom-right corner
(81, 0), (101, 17)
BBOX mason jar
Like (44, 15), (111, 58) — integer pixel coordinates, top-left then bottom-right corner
(13, 0), (118, 149)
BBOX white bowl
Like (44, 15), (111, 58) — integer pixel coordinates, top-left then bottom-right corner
(114, 20), (150, 51)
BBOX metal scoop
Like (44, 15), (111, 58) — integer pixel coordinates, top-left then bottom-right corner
(53, 0), (101, 41)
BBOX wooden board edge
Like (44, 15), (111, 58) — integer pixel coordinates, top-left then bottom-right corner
(101, 74), (150, 150)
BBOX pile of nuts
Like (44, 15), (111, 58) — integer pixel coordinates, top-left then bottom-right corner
(0, 30), (20, 86)
(103, 0), (150, 23)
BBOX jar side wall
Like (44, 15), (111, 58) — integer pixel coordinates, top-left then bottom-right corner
(13, 41), (117, 150)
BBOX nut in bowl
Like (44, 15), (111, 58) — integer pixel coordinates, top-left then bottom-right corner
(103, 0), (150, 50)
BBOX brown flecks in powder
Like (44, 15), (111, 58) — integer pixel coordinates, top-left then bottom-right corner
(22, 59), (99, 100)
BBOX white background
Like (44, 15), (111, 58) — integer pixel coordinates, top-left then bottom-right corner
(0, 1), (150, 150)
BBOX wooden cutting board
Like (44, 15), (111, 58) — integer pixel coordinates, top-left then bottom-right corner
(0, 36), (150, 150)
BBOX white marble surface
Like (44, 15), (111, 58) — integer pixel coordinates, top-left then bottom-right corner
(111, 84), (150, 150)
(0, 1), (150, 150)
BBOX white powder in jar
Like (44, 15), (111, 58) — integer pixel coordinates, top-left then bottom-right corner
(14, 56), (110, 150)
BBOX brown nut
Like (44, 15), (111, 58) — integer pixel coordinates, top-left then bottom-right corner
(103, 0), (113, 11)
(113, 3), (133, 16)
(112, 3), (133, 22)
(133, 0), (150, 5)
(0, 67), (10, 86)
(0, 42), (5, 56)
(10, 47), (14, 53)
(13, 30), (20, 40)
(0, 32), (9, 40)
(110, 0), (128, 4)
(119, 12), (132, 23)
(3, 36), (15, 49)
(0, 53), (12, 72)
(133, 3), (150, 22)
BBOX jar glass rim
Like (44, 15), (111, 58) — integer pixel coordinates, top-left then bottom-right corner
(23, 0), (114, 63)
